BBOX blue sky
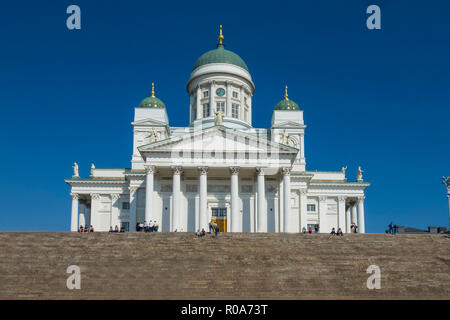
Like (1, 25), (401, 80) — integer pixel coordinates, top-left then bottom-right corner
(0, 1), (449, 232)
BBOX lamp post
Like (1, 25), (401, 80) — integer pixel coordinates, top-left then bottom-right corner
(443, 177), (450, 229)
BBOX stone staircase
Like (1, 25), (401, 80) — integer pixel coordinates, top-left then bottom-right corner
(0, 232), (449, 299)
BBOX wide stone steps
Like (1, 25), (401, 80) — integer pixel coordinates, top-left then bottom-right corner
(0, 232), (449, 299)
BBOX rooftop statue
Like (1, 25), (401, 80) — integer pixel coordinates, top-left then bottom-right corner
(214, 110), (224, 126)
(357, 166), (364, 181)
(73, 162), (79, 177)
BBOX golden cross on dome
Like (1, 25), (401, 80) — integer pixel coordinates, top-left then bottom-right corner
(151, 82), (155, 98)
(218, 25), (224, 45)
(285, 85), (288, 100)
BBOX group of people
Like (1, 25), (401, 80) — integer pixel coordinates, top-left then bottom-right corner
(78, 225), (94, 232)
(350, 223), (359, 233)
(109, 225), (126, 233)
(195, 220), (220, 237)
(137, 221), (159, 232)
(388, 222), (398, 234)
(330, 227), (344, 236)
(302, 226), (319, 233)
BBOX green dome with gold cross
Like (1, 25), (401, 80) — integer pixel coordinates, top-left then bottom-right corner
(274, 86), (300, 111)
(193, 25), (249, 72)
(138, 83), (166, 109)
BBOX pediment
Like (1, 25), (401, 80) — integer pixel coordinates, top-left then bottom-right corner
(272, 121), (306, 129)
(132, 118), (168, 127)
(138, 126), (298, 155)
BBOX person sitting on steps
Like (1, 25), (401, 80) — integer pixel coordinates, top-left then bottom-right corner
(336, 228), (343, 236)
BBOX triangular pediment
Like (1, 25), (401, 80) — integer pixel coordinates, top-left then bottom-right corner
(132, 118), (168, 127)
(272, 121), (306, 129)
(138, 125), (298, 155)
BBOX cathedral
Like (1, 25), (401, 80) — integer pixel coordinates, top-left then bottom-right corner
(66, 26), (370, 233)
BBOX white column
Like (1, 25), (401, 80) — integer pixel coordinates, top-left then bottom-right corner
(89, 193), (101, 230)
(282, 168), (291, 232)
(172, 166), (182, 231)
(226, 81), (232, 117)
(144, 165), (155, 223)
(70, 193), (79, 232)
(256, 168), (266, 232)
(239, 86), (244, 120)
(129, 188), (137, 231)
(318, 196), (327, 233)
(357, 196), (366, 233)
(196, 86), (202, 119)
(230, 167), (240, 232)
(299, 189), (307, 233)
(338, 196), (346, 232)
(210, 80), (215, 114)
(78, 201), (86, 227)
(198, 167), (208, 231)
(345, 206), (351, 233)
(351, 202), (358, 224)
(111, 194), (121, 229)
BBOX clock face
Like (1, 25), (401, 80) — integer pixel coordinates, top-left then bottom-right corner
(216, 88), (225, 97)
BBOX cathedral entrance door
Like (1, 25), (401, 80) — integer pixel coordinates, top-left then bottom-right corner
(211, 207), (227, 232)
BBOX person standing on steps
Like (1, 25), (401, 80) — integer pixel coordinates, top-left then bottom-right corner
(149, 220), (153, 232)
(208, 221), (213, 234)
(215, 225), (220, 237)
(389, 222), (394, 234)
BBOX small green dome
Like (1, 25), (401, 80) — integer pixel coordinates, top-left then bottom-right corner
(138, 83), (166, 108)
(193, 44), (249, 72)
(274, 98), (300, 111)
(274, 86), (300, 110)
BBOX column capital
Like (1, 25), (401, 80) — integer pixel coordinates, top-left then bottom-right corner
(281, 167), (291, 176)
(357, 196), (366, 201)
(299, 189), (307, 195)
(111, 194), (121, 201)
(256, 167), (265, 176)
(129, 187), (138, 194)
(70, 192), (79, 200)
(338, 196), (346, 202)
(229, 166), (240, 175)
(172, 166), (183, 175)
(319, 195), (327, 202)
(198, 166), (208, 175)
(144, 165), (155, 173)
(90, 193), (100, 200)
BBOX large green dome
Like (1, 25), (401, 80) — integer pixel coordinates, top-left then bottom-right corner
(138, 83), (166, 108)
(193, 44), (249, 72)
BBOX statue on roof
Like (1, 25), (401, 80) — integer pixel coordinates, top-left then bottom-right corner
(357, 166), (364, 181)
(73, 162), (79, 177)
(147, 128), (159, 143)
(90, 163), (95, 177)
(341, 166), (347, 175)
(214, 110), (224, 126)
(281, 130), (290, 145)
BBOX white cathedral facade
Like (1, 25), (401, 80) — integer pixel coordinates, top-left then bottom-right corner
(66, 27), (370, 233)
